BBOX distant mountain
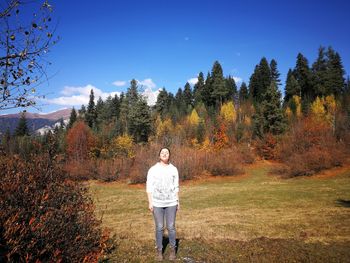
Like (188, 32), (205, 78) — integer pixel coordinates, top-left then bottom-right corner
(0, 108), (72, 135)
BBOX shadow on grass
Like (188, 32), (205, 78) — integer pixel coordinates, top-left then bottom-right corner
(162, 236), (180, 254)
(335, 199), (350, 208)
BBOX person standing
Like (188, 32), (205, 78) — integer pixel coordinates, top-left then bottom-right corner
(146, 147), (179, 261)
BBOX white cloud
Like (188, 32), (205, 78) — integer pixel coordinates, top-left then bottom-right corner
(233, 76), (242, 83)
(137, 78), (156, 89)
(45, 84), (120, 106)
(112, 80), (126, 87)
(188, 77), (198, 85)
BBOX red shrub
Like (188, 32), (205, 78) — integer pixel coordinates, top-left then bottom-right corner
(276, 117), (346, 177)
(0, 155), (108, 262)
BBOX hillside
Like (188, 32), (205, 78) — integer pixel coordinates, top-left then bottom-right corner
(0, 108), (72, 135)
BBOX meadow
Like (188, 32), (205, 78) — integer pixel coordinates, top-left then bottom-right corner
(89, 161), (350, 262)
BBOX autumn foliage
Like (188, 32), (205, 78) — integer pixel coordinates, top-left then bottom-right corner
(0, 155), (108, 262)
(276, 117), (346, 177)
(66, 121), (96, 161)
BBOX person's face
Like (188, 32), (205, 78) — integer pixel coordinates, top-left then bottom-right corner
(159, 149), (170, 163)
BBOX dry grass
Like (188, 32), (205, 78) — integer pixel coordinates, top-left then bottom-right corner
(89, 161), (350, 262)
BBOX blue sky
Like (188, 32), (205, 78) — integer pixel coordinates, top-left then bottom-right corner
(3, 0), (350, 114)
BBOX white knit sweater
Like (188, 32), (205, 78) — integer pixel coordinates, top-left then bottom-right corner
(146, 162), (179, 207)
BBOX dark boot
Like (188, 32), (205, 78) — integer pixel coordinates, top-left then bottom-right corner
(155, 249), (163, 261)
(169, 246), (176, 261)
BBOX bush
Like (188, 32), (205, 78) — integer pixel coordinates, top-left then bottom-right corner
(0, 154), (108, 262)
(128, 144), (159, 184)
(276, 117), (346, 177)
(206, 149), (244, 176)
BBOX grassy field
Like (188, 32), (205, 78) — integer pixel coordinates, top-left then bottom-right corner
(89, 161), (350, 262)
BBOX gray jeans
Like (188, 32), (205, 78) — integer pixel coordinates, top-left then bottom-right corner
(152, 205), (177, 250)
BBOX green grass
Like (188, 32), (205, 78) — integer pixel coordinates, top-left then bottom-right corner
(89, 162), (350, 262)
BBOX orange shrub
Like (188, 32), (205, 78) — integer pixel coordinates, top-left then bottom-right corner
(66, 121), (96, 161)
(276, 117), (346, 177)
(0, 155), (108, 262)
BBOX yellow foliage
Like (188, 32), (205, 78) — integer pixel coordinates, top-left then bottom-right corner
(310, 95), (337, 129)
(156, 118), (174, 139)
(285, 106), (292, 119)
(111, 134), (135, 158)
(292, 95), (302, 118)
(201, 137), (211, 152)
(311, 97), (326, 120)
(220, 101), (236, 123)
(188, 109), (200, 126)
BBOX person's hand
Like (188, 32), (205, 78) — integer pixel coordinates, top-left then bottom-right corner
(148, 203), (153, 212)
(177, 202), (180, 211)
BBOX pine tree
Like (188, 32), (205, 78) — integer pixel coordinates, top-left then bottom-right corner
(210, 61), (227, 107)
(85, 89), (97, 128)
(193, 72), (205, 105)
(253, 82), (286, 137)
(270, 59), (281, 86)
(183, 82), (193, 110)
(284, 69), (301, 104)
(68, 107), (77, 129)
(259, 57), (272, 99)
(201, 72), (214, 109)
(15, 112), (30, 136)
(155, 88), (169, 119)
(326, 46), (345, 97)
(225, 75), (237, 101)
(249, 65), (260, 100)
(239, 82), (249, 102)
(175, 88), (187, 118)
(312, 46), (328, 97)
(78, 105), (86, 119)
(294, 53), (314, 104)
(128, 97), (151, 142)
(249, 57), (271, 103)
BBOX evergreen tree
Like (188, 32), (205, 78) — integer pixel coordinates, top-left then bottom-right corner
(258, 57), (272, 99)
(326, 46), (345, 97)
(249, 65), (260, 100)
(111, 94), (121, 118)
(126, 79), (139, 106)
(183, 82), (193, 110)
(249, 57), (271, 103)
(155, 88), (169, 119)
(78, 105), (86, 119)
(128, 96), (151, 143)
(202, 72), (214, 109)
(85, 89), (97, 128)
(270, 59), (281, 86)
(294, 53), (313, 105)
(175, 88), (187, 118)
(193, 72), (205, 105)
(15, 112), (30, 136)
(210, 61), (227, 107)
(225, 75), (237, 101)
(284, 69), (301, 104)
(68, 107), (77, 129)
(118, 92), (128, 135)
(253, 82), (286, 137)
(95, 96), (105, 130)
(239, 82), (249, 102)
(312, 46), (328, 97)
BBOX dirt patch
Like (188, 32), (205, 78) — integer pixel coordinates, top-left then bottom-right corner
(313, 165), (350, 179)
